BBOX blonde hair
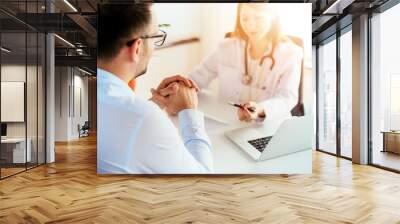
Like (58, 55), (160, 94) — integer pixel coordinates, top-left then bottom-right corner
(231, 3), (287, 69)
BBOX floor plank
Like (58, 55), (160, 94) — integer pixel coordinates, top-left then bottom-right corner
(0, 135), (400, 224)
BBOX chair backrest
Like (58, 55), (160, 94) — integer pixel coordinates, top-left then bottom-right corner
(224, 33), (305, 116)
(286, 35), (305, 117)
(82, 121), (90, 129)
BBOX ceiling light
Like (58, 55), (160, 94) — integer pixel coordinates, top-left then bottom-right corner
(322, 0), (354, 15)
(1, 47), (11, 53)
(78, 67), (92, 76)
(63, 0), (78, 12)
(76, 49), (85, 55)
(54, 34), (75, 48)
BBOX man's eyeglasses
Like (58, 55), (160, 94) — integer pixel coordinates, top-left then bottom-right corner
(126, 30), (167, 47)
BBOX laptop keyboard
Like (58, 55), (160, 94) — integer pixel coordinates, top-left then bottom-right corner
(248, 136), (273, 152)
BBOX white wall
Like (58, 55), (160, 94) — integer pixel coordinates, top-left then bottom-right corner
(1, 65), (26, 141)
(198, 3), (312, 67)
(1, 65), (36, 138)
(71, 73), (89, 138)
(54, 67), (89, 141)
(153, 4), (202, 43)
(55, 66), (70, 141)
(1, 82), (25, 122)
(1, 64), (46, 164)
(198, 4), (237, 59)
(136, 43), (201, 99)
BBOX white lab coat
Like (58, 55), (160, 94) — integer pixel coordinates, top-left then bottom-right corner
(189, 37), (303, 120)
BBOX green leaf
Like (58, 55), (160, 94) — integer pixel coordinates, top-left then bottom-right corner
(158, 23), (171, 28)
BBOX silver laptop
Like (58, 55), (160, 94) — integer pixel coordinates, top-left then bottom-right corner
(225, 116), (313, 161)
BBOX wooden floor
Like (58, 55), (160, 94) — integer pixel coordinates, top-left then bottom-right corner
(1, 167), (26, 178)
(1, 135), (400, 224)
(1, 163), (45, 178)
(373, 150), (400, 171)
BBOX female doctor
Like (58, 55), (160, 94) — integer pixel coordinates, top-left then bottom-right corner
(188, 3), (303, 122)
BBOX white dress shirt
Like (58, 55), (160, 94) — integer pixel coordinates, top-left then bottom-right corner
(189, 37), (303, 120)
(97, 68), (213, 174)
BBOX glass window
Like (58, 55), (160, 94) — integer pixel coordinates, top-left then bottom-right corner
(0, 1), (46, 179)
(1, 31), (28, 177)
(390, 74), (400, 130)
(27, 30), (38, 169)
(339, 29), (352, 158)
(38, 32), (46, 165)
(318, 36), (337, 154)
(26, 0), (46, 169)
(371, 3), (400, 171)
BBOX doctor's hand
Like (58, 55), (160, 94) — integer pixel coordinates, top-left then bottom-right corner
(151, 82), (198, 116)
(237, 102), (266, 123)
(156, 75), (199, 97)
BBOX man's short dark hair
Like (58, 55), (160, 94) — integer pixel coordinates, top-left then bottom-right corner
(98, 3), (152, 60)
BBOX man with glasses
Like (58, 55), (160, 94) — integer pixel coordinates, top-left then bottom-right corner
(97, 3), (213, 174)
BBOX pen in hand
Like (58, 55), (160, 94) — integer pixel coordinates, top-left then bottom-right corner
(228, 101), (255, 113)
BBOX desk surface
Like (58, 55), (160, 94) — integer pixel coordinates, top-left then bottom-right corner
(1, 138), (27, 144)
(172, 91), (312, 174)
(381, 131), (400, 134)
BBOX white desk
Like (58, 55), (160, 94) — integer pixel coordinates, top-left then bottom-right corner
(172, 91), (312, 174)
(1, 138), (31, 163)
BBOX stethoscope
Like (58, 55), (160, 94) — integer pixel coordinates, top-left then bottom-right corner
(241, 41), (274, 90)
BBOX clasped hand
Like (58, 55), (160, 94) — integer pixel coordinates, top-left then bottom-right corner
(150, 75), (266, 122)
(150, 75), (199, 115)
